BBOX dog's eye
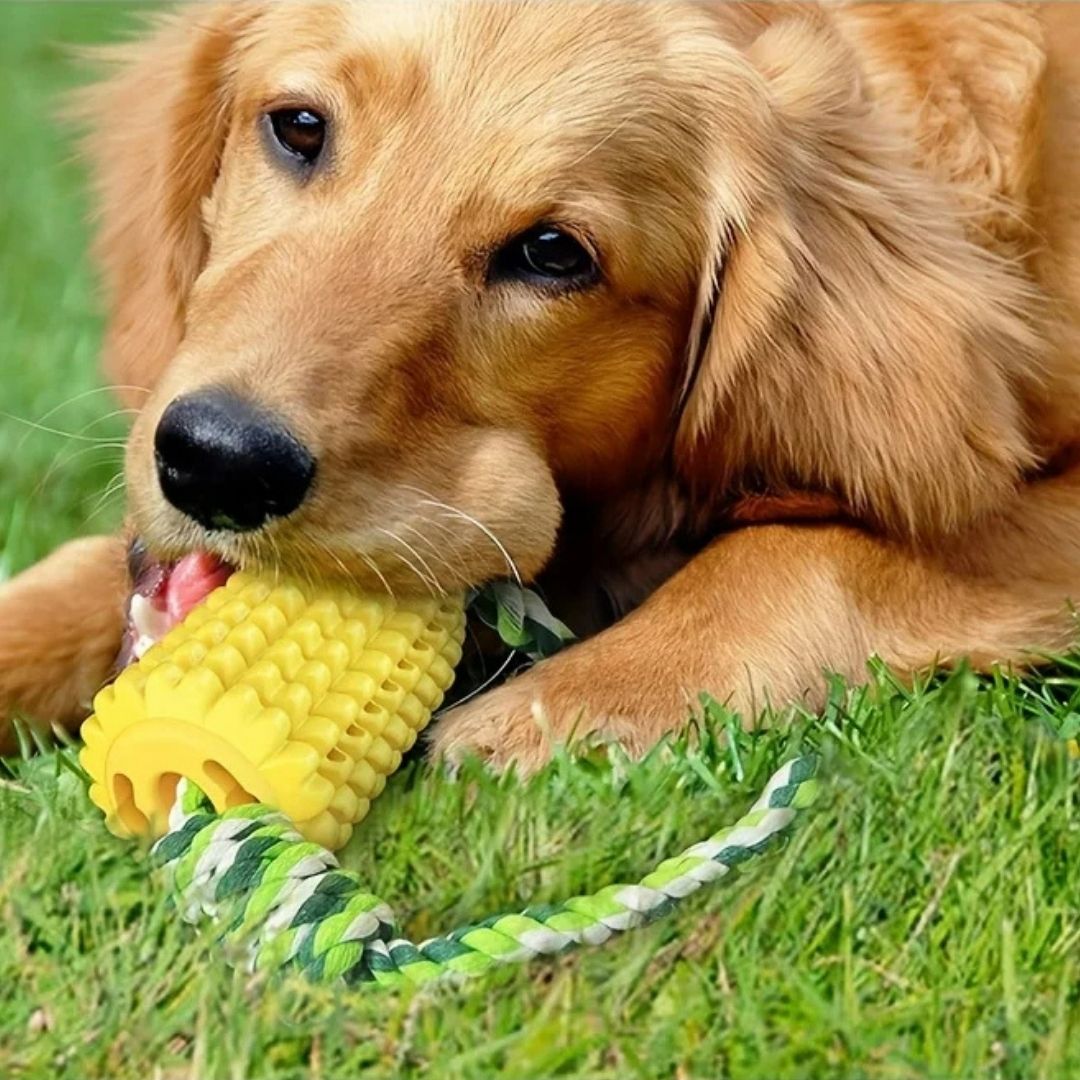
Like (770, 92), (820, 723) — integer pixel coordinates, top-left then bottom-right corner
(491, 226), (598, 287)
(267, 108), (326, 165)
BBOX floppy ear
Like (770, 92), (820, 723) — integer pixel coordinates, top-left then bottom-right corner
(77, 5), (255, 408)
(675, 15), (1045, 539)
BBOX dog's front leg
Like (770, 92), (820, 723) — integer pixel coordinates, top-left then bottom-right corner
(429, 523), (875, 771)
(0, 535), (128, 750)
(428, 502), (1080, 772)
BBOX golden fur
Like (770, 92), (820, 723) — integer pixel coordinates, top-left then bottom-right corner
(2, 1), (1080, 769)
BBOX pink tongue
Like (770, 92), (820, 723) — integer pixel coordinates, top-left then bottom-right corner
(164, 552), (233, 623)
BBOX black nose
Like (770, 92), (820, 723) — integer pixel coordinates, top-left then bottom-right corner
(154, 390), (315, 532)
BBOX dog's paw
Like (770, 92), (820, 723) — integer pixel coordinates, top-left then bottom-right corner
(428, 648), (687, 774)
(428, 673), (560, 773)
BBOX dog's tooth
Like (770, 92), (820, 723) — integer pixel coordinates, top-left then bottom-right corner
(129, 593), (172, 654)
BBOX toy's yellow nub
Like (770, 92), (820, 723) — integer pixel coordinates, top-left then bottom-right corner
(80, 572), (465, 849)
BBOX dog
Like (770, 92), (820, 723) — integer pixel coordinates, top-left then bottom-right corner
(2, 1), (1080, 771)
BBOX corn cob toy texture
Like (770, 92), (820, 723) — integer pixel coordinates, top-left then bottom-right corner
(80, 572), (465, 850)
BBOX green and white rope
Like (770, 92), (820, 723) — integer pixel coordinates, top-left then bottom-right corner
(152, 756), (819, 988)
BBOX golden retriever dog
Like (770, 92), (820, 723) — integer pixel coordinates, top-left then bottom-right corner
(2, 1), (1080, 770)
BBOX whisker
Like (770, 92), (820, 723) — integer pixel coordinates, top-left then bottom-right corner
(15, 383), (150, 451)
(376, 527), (442, 597)
(358, 551), (395, 600)
(404, 488), (524, 587)
(301, 529), (397, 599)
(84, 495), (125, 528)
(85, 472), (127, 524)
(31, 443), (125, 501)
(265, 531), (286, 587)
(311, 537), (364, 593)
(295, 536), (323, 597)
(30, 398), (134, 498)
(438, 650), (519, 715)
(397, 520), (467, 589)
(391, 490), (530, 703)
(1, 411), (127, 445)
(381, 549), (430, 595)
(91, 469), (126, 508)
(564, 113), (637, 170)
(81, 407), (141, 430)
(283, 531), (318, 594)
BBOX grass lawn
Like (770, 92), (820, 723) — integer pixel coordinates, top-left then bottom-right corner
(1, 5), (1078, 1078)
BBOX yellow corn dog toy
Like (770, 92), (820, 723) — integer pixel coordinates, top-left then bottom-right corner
(80, 572), (465, 850)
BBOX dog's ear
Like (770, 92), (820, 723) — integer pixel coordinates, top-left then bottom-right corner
(675, 14), (1045, 539)
(76, 5), (256, 407)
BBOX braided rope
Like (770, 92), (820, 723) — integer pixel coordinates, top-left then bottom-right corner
(152, 756), (819, 988)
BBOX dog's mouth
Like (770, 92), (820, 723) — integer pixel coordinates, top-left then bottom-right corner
(119, 546), (233, 669)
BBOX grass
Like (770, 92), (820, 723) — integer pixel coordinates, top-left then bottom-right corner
(0, 3), (135, 580)
(0, 5), (1078, 1078)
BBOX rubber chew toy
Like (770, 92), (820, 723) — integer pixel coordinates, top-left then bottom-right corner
(80, 571), (465, 850)
(80, 569), (819, 989)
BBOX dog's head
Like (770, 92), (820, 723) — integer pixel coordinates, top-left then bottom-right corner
(86, 1), (1041, 592)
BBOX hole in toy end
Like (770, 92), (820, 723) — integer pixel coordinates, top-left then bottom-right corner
(157, 771), (181, 812)
(100, 720), (273, 835)
(112, 773), (149, 835)
(202, 759), (257, 808)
